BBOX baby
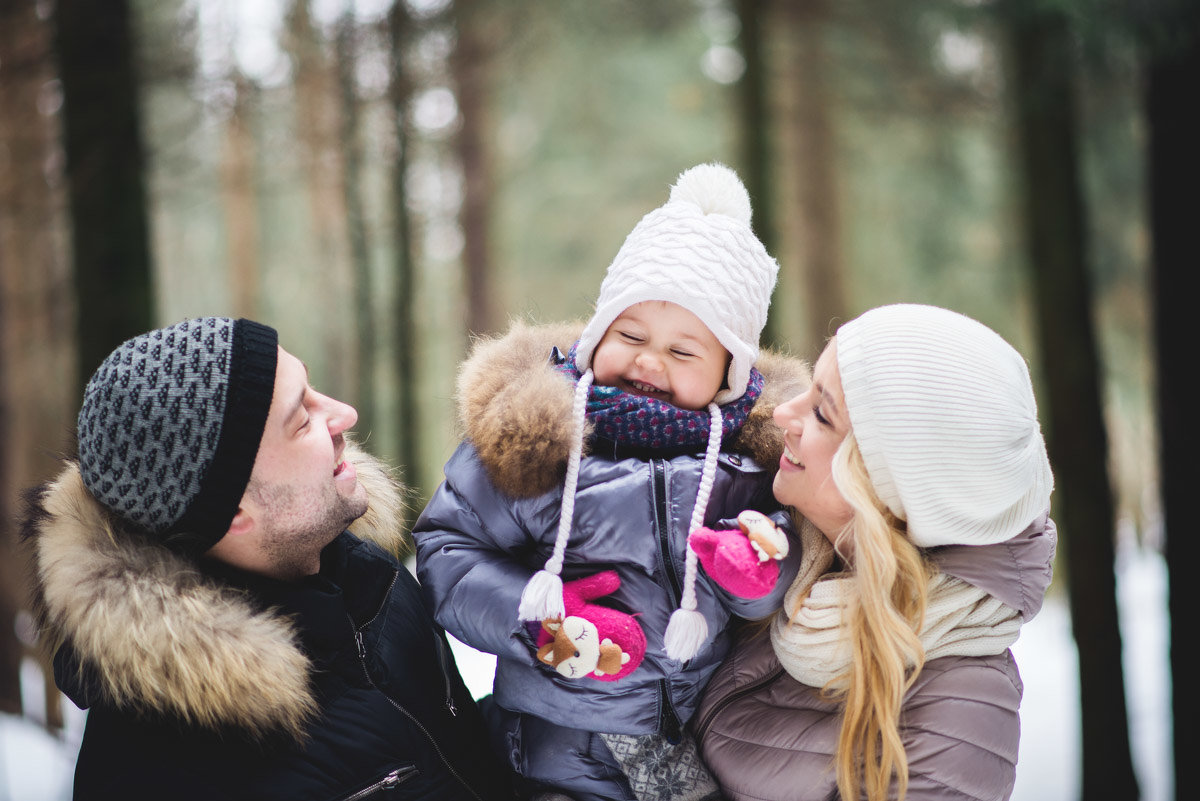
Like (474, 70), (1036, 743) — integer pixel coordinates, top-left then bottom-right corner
(413, 163), (809, 801)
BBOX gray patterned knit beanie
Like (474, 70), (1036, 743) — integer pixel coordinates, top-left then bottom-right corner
(76, 317), (278, 555)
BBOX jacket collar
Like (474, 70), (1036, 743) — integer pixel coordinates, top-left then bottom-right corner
(23, 444), (406, 740)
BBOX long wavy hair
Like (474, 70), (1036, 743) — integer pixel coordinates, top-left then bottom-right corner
(824, 432), (934, 801)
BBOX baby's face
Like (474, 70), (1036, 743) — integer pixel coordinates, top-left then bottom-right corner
(591, 301), (728, 410)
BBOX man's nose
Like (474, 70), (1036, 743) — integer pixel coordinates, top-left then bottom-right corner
(326, 396), (359, 434)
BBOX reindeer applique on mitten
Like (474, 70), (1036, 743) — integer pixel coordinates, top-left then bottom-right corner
(536, 571), (646, 682)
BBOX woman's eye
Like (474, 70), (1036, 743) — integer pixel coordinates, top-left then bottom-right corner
(813, 406), (829, 426)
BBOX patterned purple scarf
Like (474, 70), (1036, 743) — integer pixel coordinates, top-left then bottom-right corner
(554, 342), (763, 450)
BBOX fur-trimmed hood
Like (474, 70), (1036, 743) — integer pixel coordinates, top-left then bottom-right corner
(456, 321), (811, 498)
(21, 445), (407, 741)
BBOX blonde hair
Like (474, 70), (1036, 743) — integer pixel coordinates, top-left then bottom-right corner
(826, 432), (933, 801)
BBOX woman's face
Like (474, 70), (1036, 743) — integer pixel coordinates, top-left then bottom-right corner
(773, 339), (854, 541)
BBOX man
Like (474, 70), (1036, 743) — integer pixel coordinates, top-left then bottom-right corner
(21, 317), (513, 800)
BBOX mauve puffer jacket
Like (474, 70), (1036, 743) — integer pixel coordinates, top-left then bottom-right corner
(693, 515), (1056, 801)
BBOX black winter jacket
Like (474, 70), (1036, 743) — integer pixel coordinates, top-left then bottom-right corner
(23, 449), (514, 801)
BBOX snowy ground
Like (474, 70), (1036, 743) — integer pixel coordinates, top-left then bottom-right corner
(1, 545), (1171, 801)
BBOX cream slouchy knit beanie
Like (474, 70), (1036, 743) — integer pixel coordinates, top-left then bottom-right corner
(836, 304), (1054, 547)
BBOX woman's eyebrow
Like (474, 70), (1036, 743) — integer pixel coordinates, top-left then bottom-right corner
(815, 382), (844, 422)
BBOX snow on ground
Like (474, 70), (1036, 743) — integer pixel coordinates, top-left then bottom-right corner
(2, 546), (1172, 801)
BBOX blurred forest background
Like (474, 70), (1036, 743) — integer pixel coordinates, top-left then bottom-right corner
(1, 0), (1196, 798)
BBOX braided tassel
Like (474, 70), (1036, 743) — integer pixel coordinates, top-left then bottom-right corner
(664, 402), (724, 661)
(518, 369), (594, 622)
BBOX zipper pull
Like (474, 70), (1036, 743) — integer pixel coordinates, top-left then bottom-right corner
(355, 630), (367, 662)
(446, 696), (458, 717)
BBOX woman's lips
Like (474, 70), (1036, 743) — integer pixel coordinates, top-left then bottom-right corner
(781, 445), (803, 469)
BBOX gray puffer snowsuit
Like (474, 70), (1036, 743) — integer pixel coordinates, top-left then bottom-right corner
(412, 322), (811, 800)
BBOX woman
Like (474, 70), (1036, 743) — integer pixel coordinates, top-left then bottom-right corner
(693, 303), (1057, 801)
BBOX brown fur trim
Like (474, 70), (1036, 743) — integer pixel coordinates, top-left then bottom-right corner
(724, 349), (812, 471)
(22, 447), (408, 740)
(456, 321), (812, 498)
(457, 321), (592, 498)
(345, 443), (411, 557)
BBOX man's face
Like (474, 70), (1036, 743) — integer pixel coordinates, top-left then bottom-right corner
(230, 346), (368, 579)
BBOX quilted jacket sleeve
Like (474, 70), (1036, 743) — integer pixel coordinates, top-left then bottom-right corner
(898, 653), (1023, 801)
(412, 442), (551, 663)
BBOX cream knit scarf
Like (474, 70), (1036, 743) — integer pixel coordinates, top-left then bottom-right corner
(770, 524), (1023, 690)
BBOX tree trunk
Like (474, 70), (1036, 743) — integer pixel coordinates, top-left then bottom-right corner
(734, 0), (780, 348)
(1003, 6), (1138, 799)
(782, 0), (847, 355)
(451, 0), (498, 337)
(1143, 8), (1200, 800)
(220, 73), (261, 319)
(0, 0), (76, 728)
(336, 6), (377, 438)
(388, 0), (421, 512)
(53, 0), (154, 381)
(285, 0), (354, 400)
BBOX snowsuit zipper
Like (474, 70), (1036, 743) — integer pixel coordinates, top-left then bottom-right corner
(651, 459), (685, 743)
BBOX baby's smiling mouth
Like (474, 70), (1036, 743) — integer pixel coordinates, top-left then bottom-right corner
(626, 379), (667, 397)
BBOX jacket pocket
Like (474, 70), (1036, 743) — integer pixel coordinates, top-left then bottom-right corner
(337, 764), (419, 800)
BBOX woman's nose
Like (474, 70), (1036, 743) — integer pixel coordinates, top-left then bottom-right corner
(773, 395), (803, 431)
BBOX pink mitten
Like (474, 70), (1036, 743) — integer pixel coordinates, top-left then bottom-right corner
(536, 571), (646, 681)
(691, 511), (786, 598)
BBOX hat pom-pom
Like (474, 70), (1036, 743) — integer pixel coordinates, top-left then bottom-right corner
(518, 569), (565, 621)
(669, 162), (752, 224)
(664, 607), (708, 661)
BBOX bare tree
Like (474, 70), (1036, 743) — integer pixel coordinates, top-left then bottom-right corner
(388, 0), (421, 506)
(285, 0), (355, 399)
(53, 0), (154, 382)
(1003, 4), (1138, 798)
(1142, 5), (1200, 799)
(1, 0), (75, 728)
(220, 72), (261, 319)
(734, 0), (780, 348)
(780, 0), (848, 354)
(451, 0), (499, 337)
(336, 5), (378, 436)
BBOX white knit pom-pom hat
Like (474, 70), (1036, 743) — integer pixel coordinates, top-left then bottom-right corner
(835, 304), (1054, 548)
(574, 162), (779, 404)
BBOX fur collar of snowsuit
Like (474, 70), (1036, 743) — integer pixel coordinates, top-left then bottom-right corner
(21, 444), (406, 742)
(456, 320), (810, 498)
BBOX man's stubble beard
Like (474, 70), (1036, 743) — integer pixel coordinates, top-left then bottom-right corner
(247, 479), (369, 579)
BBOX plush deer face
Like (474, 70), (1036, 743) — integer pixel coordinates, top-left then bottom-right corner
(537, 616), (631, 679)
